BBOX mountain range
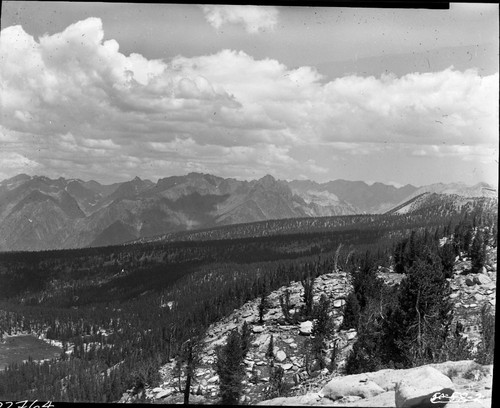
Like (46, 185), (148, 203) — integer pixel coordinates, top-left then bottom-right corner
(0, 173), (496, 252)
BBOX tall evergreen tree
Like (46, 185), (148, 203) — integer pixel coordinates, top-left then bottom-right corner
(240, 321), (252, 357)
(174, 338), (201, 405)
(340, 292), (361, 330)
(470, 229), (486, 273)
(390, 251), (452, 366)
(215, 329), (246, 405)
(301, 274), (315, 318)
(258, 293), (269, 324)
(439, 242), (456, 278)
(462, 228), (473, 255)
(311, 294), (334, 369)
(476, 304), (495, 364)
(279, 289), (294, 323)
(266, 334), (275, 361)
(267, 365), (286, 398)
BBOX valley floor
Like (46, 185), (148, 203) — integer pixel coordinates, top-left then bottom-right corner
(0, 334), (62, 371)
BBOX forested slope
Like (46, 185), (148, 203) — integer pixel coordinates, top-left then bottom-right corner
(0, 204), (496, 402)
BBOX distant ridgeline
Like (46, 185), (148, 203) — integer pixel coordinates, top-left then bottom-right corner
(0, 173), (496, 251)
(0, 192), (496, 402)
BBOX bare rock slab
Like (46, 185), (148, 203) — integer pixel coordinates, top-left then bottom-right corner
(322, 376), (385, 401)
(350, 391), (396, 407)
(395, 366), (454, 408)
(257, 393), (326, 405)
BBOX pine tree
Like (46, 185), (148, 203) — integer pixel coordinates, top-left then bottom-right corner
(345, 329), (385, 374)
(240, 321), (252, 357)
(476, 304), (495, 364)
(442, 319), (474, 362)
(340, 292), (361, 330)
(301, 274), (314, 318)
(329, 338), (340, 372)
(258, 293), (269, 324)
(182, 339), (199, 404)
(267, 365), (286, 398)
(314, 294), (332, 330)
(279, 289), (293, 323)
(173, 337), (201, 403)
(392, 252), (452, 366)
(334, 243), (343, 272)
(266, 334), (275, 361)
(311, 294), (334, 370)
(439, 242), (456, 278)
(463, 228), (473, 255)
(215, 329), (245, 405)
(470, 229), (486, 273)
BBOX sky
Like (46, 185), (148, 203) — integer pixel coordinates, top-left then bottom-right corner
(0, 2), (498, 187)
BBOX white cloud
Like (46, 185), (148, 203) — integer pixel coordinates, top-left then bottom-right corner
(317, 69), (499, 146)
(201, 5), (278, 33)
(0, 151), (41, 180)
(409, 144), (498, 162)
(0, 18), (497, 184)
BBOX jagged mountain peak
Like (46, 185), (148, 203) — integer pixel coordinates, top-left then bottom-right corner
(3, 173), (32, 183)
(186, 171), (213, 179)
(258, 174), (277, 184)
(0, 173), (497, 251)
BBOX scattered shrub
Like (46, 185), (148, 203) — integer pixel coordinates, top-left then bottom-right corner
(446, 367), (459, 380)
(475, 304), (495, 365)
(267, 365), (287, 399)
(463, 362), (490, 381)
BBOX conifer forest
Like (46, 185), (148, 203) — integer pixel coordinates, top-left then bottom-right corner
(0, 204), (496, 402)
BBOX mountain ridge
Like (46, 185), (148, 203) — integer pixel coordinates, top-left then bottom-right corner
(0, 173), (496, 251)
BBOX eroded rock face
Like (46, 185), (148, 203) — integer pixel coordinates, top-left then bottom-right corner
(394, 366), (454, 408)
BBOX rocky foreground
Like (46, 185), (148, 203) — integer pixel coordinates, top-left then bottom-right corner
(121, 246), (496, 406)
(258, 360), (493, 407)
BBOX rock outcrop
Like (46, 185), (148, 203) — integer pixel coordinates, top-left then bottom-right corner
(448, 246), (497, 346)
(258, 360), (493, 407)
(394, 366), (454, 407)
(146, 270), (354, 404)
(143, 244), (496, 405)
(322, 375), (385, 401)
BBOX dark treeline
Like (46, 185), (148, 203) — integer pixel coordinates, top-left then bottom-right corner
(0, 206), (496, 402)
(0, 210), (471, 301)
(134, 195), (496, 244)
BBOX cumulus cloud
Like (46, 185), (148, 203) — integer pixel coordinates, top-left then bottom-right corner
(0, 17), (497, 183)
(0, 151), (41, 180)
(201, 5), (278, 33)
(316, 69), (499, 146)
(409, 144), (497, 163)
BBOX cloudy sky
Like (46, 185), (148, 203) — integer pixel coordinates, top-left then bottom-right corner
(0, 2), (498, 187)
